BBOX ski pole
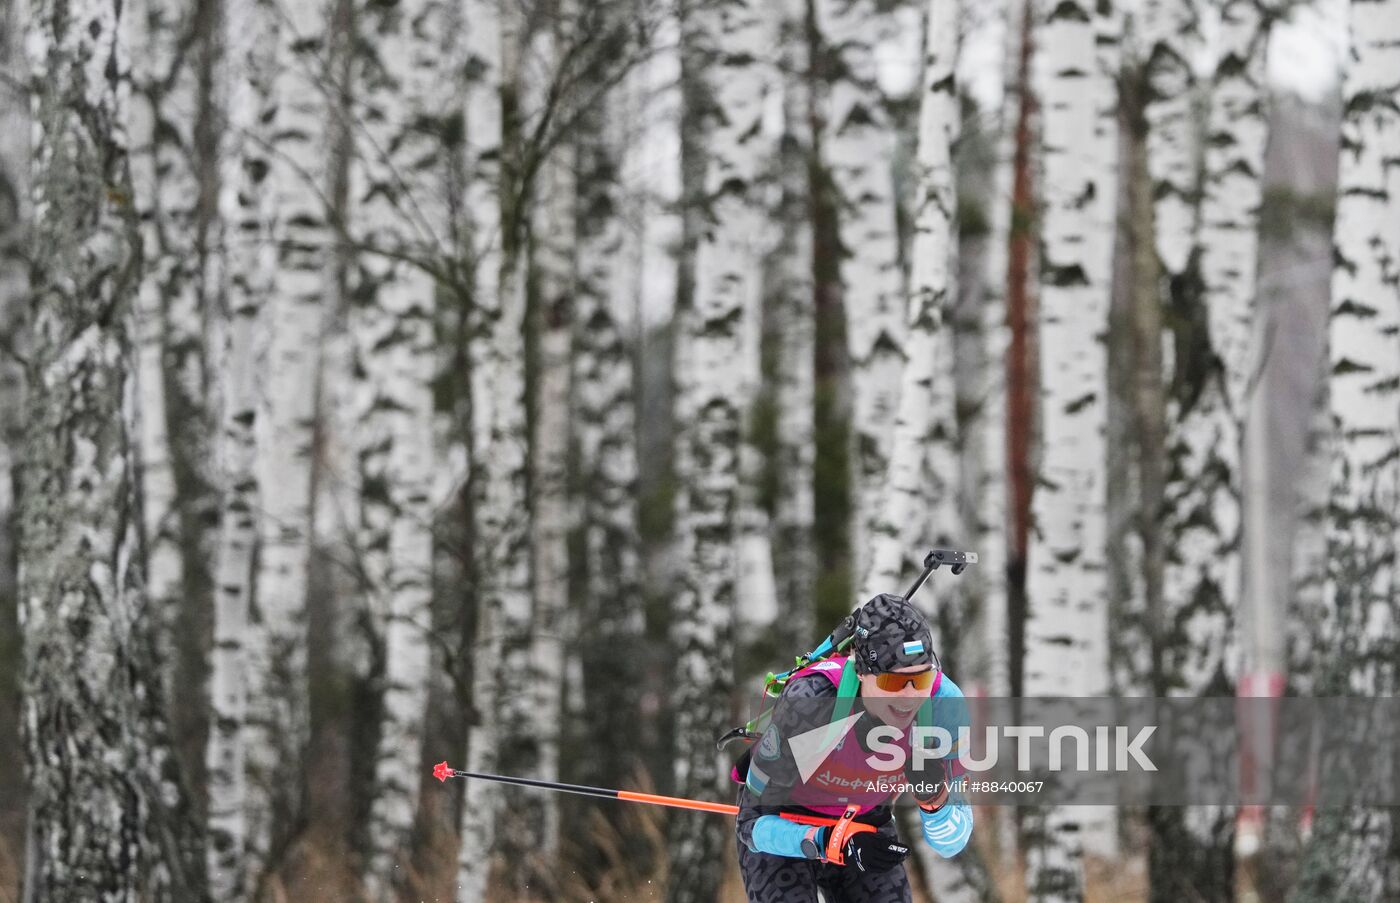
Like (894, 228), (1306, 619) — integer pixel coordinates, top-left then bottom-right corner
(431, 763), (870, 845)
(431, 762), (740, 816)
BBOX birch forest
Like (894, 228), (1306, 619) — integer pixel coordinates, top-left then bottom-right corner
(0, 0), (1395, 900)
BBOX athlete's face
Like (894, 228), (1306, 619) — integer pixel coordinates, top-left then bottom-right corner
(859, 665), (933, 728)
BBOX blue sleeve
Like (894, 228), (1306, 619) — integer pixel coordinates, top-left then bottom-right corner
(920, 676), (973, 856)
(919, 797), (973, 857)
(931, 675), (971, 755)
(747, 815), (823, 858)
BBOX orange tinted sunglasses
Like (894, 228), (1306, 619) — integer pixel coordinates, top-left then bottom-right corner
(872, 669), (938, 692)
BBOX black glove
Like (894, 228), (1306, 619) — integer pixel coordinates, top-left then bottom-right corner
(842, 831), (910, 873)
(912, 757), (950, 812)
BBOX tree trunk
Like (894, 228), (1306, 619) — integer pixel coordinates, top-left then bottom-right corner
(128, 0), (192, 713)
(0, 0), (28, 859)
(1194, 0), (1273, 886)
(19, 0), (205, 895)
(1158, 0), (1271, 702)
(813, 0), (906, 582)
(204, 0), (277, 896)
(770, 0), (817, 653)
(128, 0), (216, 771)
(667, 1), (768, 900)
(892, 9), (994, 903)
(455, 1), (531, 897)
(1024, 0), (1120, 898)
(862, 0), (958, 605)
(1141, 0), (1199, 278)
(1003, 0), (1037, 701)
(575, 0), (646, 812)
(243, 0), (334, 883)
(954, 0), (1023, 871)
(525, 5), (587, 868)
(348, 0), (453, 893)
(1292, 2), (1400, 899)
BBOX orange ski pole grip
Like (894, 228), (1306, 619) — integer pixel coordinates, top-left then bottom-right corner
(821, 804), (876, 865)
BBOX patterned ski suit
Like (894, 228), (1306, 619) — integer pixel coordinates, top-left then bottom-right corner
(733, 658), (973, 902)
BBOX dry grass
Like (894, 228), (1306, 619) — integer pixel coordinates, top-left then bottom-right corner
(0, 801), (1151, 903)
(0, 814), (19, 903)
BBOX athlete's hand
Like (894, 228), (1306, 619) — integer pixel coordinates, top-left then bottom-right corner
(842, 832), (910, 873)
(913, 757), (951, 812)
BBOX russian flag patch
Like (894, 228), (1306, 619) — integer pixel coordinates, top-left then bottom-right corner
(903, 640), (924, 656)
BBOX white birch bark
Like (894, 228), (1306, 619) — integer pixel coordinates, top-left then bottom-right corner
(668, 1), (768, 900)
(19, 0), (203, 894)
(771, 0), (817, 650)
(1200, 0), (1269, 419)
(1301, 3), (1400, 896)
(527, 13), (575, 857)
(862, 0), (959, 604)
(127, 0), (209, 707)
(204, 0), (277, 894)
(1159, 0), (1271, 700)
(1025, 0), (1120, 897)
(349, 0), (453, 893)
(243, 0), (334, 880)
(896, 9), (982, 901)
(1324, 0), (1400, 703)
(1150, 0), (1271, 728)
(455, 1), (531, 897)
(735, 5), (779, 636)
(1140, 0), (1199, 278)
(456, 218), (530, 901)
(814, 0), (907, 580)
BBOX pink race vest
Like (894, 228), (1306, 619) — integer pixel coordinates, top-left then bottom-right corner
(782, 655), (941, 817)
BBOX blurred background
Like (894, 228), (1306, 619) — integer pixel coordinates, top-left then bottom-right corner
(0, 0), (1393, 900)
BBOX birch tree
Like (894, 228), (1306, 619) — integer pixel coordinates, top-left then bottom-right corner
(1198, 0), (1274, 882)
(862, 0), (959, 604)
(952, 0), (1022, 870)
(1145, 1), (1272, 893)
(19, 0), (205, 894)
(243, 0), (336, 881)
(968, 0), (1021, 706)
(891, 10), (991, 899)
(813, 0), (906, 579)
(348, 0), (454, 892)
(1293, 2), (1400, 898)
(1111, 26), (1168, 701)
(575, 0), (646, 801)
(0, 0), (30, 702)
(1159, 0), (1273, 701)
(455, 1), (532, 897)
(204, 0), (277, 894)
(128, 0), (188, 701)
(1024, 0), (1120, 897)
(1141, 0), (1199, 279)
(669, 1), (769, 899)
(523, 3), (584, 859)
(771, 0), (817, 651)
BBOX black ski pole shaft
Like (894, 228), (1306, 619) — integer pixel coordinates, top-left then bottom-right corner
(432, 762), (740, 816)
(904, 549), (978, 601)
